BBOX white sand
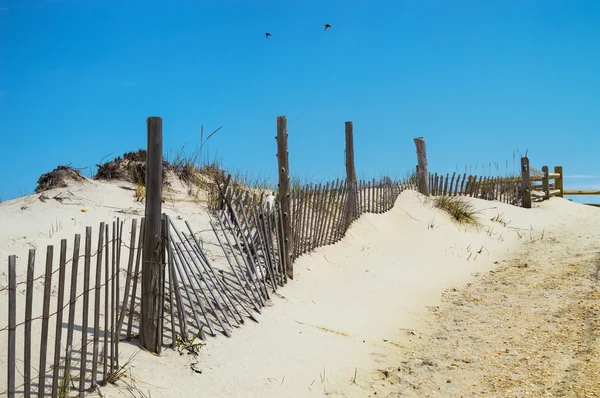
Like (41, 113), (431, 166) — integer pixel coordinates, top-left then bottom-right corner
(1, 177), (596, 397)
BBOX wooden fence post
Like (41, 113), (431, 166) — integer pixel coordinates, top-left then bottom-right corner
(141, 116), (164, 352)
(415, 165), (419, 190)
(344, 121), (358, 226)
(554, 166), (563, 198)
(521, 157), (532, 209)
(414, 137), (430, 196)
(276, 116), (293, 280)
(542, 166), (550, 200)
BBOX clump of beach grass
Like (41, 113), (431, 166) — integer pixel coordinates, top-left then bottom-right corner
(35, 165), (86, 193)
(433, 195), (479, 226)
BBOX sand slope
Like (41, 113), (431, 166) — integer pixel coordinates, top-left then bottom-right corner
(2, 180), (598, 397)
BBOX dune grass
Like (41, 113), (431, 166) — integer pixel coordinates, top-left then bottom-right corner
(433, 195), (479, 226)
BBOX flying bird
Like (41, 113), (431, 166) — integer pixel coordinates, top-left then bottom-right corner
(324, 23), (331, 31)
(265, 32), (271, 38)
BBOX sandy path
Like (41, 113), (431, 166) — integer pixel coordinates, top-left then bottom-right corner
(373, 202), (600, 397)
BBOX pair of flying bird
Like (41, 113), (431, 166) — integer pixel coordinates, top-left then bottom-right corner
(265, 23), (331, 38)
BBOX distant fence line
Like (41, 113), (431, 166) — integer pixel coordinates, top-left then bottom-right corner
(424, 157), (598, 209)
(425, 171), (523, 206)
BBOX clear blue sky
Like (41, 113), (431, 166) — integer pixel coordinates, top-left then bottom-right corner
(1, 0), (599, 203)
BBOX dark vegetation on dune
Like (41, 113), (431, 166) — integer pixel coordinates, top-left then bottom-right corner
(35, 165), (86, 193)
(94, 149), (170, 185)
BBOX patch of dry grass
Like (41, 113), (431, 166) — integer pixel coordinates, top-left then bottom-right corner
(35, 165), (86, 193)
(433, 195), (479, 226)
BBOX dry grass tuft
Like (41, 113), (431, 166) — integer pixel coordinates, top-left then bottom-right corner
(94, 149), (169, 186)
(433, 196), (479, 226)
(35, 165), (86, 193)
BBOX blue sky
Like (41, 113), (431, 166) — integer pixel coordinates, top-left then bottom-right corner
(1, 0), (599, 203)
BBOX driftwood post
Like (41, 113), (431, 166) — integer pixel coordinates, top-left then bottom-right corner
(276, 116), (293, 280)
(141, 116), (164, 352)
(344, 121), (357, 225)
(521, 157), (532, 209)
(414, 137), (429, 195)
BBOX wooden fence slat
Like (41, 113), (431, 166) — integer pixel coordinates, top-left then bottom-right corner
(371, 178), (376, 213)
(319, 181), (335, 247)
(115, 220), (123, 367)
(103, 225), (110, 380)
(332, 183), (341, 241)
(38, 245), (54, 398)
(323, 179), (339, 245)
(24, 249), (36, 398)
(275, 201), (288, 284)
(8, 255), (16, 398)
(51, 239), (68, 397)
(300, 186), (310, 256)
(429, 173), (434, 195)
(314, 183), (327, 250)
(304, 184), (316, 253)
(468, 176), (476, 197)
(64, 235), (81, 393)
(79, 227), (92, 393)
(91, 223), (104, 389)
(459, 173), (467, 195)
(310, 184), (320, 251)
(294, 189), (302, 259)
(165, 218), (185, 345)
(449, 172), (456, 196)
(157, 217), (166, 353)
(304, 184), (314, 253)
(443, 173), (449, 196)
(116, 219), (137, 340)
(127, 218), (145, 340)
(359, 179), (364, 215)
(290, 190), (297, 260)
(110, 222), (116, 374)
(315, 182), (329, 248)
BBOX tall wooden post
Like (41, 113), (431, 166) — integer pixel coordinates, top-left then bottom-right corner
(554, 166), (563, 198)
(276, 116), (293, 280)
(521, 157), (532, 209)
(414, 137), (430, 195)
(345, 122), (358, 224)
(141, 116), (163, 352)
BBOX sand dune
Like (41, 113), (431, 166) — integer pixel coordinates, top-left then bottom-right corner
(1, 179), (598, 397)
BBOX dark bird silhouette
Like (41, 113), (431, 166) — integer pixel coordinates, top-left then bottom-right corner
(324, 23), (331, 31)
(266, 32), (271, 38)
